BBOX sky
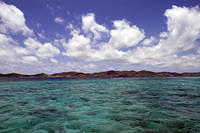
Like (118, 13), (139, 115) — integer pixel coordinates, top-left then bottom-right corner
(0, 0), (200, 74)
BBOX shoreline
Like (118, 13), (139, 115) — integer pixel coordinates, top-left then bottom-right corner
(0, 70), (200, 80)
(0, 76), (200, 82)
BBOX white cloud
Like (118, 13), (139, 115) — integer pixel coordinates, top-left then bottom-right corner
(0, 34), (16, 60)
(54, 17), (64, 24)
(37, 43), (60, 58)
(0, 34), (27, 61)
(65, 23), (73, 31)
(66, 62), (97, 72)
(24, 38), (60, 59)
(161, 5), (200, 54)
(22, 56), (38, 64)
(63, 6), (200, 70)
(14, 47), (30, 55)
(159, 32), (168, 38)
(63, 14), (145, 63)
(0, 1), (33, 36)
(0, 33), (36, 66)
(24, 37), (42, 51)
(0, 33), (60, 66)
(109, 20), (145, 49)
(82, 13), (108, 40)
(38, 33), (46, 40)
(56, 33), (63, 38)
(1, 3), (200, 74)
(0, 33), (17, 45)
(0, 33), (62, 74)
(66, 23), (81, 35)
(0, 2), (62, 74)
(63, 15), (145, 63)
(63, 33), (94, 60)
(54, 38), (67, 48)
(50, 58), (58, 64)
(198, 47), (200, 54)
(142, 36), (157, 46)
(125, 5), (200, 68)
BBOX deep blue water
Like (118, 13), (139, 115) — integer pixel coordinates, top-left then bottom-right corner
(0, 77), (200, 133)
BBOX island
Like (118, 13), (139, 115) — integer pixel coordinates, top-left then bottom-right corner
(0, 70), (200, 78)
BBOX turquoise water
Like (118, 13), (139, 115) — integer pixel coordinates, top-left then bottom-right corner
(0, 77), (200, 133)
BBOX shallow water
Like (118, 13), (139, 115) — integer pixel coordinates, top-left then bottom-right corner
(0, 77), (200, 133)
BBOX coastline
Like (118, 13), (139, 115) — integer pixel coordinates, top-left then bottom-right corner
(0, 70), (200, 79)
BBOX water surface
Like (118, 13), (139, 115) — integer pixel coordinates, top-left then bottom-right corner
(0, 77), (200, 133)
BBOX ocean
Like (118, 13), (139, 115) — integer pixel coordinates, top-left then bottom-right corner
(0, 77), (199, 133)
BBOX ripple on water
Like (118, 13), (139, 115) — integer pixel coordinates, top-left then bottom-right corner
(0, 77), (199, 132)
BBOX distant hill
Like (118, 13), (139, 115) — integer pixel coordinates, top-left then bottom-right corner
(0, 70), (200, 78)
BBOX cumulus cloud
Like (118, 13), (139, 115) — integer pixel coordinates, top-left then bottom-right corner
(109, 20), (145, 48)
(0, 1), (33, 36)
(127, 5), (200, 68)
(63, 33), (96, 60)
(0, 33), (60, 65)
(38, 33), (46, 40)
(63, 6), (200, 70)
(82, 13), (108, 40)
(0, 34), (15, 60)
(50, 58), (58, 64)
(159, 32), (168, 38)
(37, 43), (60, 58)
(1, 2), (200, 73)
(54, 17), (64, 24)
(0, 1), (60, 66)
(142, 36), (157, 46)
(0, 33), (63, 74)
(0, 2), (63, 74)
(21, 56), (38, 64)
(63, 16), (145, 62)
(198, 47), (200, 54)
(66, 62), (97, 72)
(63, 14), (145, 62)
(0, 34), (27, 63)
(24, 38), (60, 59)
(162, 6), (200, 54)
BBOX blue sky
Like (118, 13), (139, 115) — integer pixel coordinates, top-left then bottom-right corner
(0, 0), (200, 74)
